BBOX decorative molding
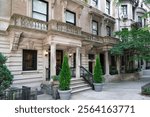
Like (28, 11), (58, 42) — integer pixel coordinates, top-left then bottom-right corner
(10, 32), (23, 51)
(27, 40), (35, 50)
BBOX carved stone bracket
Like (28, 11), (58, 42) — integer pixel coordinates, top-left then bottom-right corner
(10, 32), (23, 51)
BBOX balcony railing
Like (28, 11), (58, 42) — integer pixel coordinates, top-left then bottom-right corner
(48, 20), (82, 36)
(9, 14), (119, 45)
(103, 36), (119, 44)
(82, 32), (103, 43)
(10, 14), (48, 31)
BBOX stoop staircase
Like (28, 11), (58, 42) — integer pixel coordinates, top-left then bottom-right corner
(70, 78), (92, 94)
(141, 69), (150, 81)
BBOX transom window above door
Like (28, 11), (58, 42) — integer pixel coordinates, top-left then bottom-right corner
(32, 0), (48, 21)
(65, 10), (76, 25)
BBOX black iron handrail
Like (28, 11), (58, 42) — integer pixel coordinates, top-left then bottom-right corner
(80, 66), (94, 90)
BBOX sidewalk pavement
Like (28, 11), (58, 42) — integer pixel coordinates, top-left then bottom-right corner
(37, 78), (150, 100)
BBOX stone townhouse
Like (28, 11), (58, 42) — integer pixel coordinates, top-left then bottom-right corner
(0, 0), (149, 92)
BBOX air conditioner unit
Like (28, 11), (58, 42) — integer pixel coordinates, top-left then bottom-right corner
(122, 14), (128, 19)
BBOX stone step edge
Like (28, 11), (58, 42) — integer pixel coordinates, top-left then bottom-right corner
(71, 87), (92, 94)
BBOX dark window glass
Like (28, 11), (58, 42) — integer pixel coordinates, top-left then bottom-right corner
(65, 10), (76, 25)
(23, 50), (37, 71)
(106, 26), (111, 36)
(32, 0), (48, 21)
(92, 0), (98, 6)
(106, 0), (110, 15)
(88, 54), (95, 60)
(138, 16), (142, 27)
(92, 20), (98, 35)
(121, 5), (127, 15)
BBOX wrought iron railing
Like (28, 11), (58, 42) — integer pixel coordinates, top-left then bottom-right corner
(80, 66), (94, 89)
(0, 86), (37, 100)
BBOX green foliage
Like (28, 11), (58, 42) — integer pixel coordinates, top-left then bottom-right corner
(52, 75), (59, 81)
(0, 53), (13, 95)
(111, 28), (150, 61)
(59, 54), (71, 91)
(93, 56), (103, 83)
(143, 88), (150, 95)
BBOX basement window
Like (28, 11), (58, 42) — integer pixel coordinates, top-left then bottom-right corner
(23, 50), (37, 71)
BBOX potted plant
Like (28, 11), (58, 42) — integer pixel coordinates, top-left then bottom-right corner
(58, 54), (71, 100)
(0, 53), (13, 98)
(93, 55), (104, 92)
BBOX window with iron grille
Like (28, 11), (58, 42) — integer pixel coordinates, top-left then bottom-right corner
(92, 20), (98, 35)
(23, 50), (37, 71)
(32, 0), (48, 21)
(65, 10), (76, 25)
(106, 0), (110, 15)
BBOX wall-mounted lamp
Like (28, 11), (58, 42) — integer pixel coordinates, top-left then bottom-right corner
(69, 53), (72, 57)
(45, 50), (48, 56)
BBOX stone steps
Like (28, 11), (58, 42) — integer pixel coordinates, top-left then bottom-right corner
(71, 78), (92, 94)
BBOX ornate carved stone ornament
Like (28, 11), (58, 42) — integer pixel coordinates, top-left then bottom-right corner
(10, 32), (23, 51)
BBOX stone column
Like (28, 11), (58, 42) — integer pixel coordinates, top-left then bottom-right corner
(50, 43), (56, 80)
(105, 51), (110, 75)
(76, 47), (81, 78)
(116, 56), (120, 74)
(143, 60), (146, 70)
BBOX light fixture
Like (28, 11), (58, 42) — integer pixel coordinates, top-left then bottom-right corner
(69, 53), (72, 57)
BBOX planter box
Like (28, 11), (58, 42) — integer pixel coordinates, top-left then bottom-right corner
(58, 89), (72, 100)
(93, 83), (103, 92)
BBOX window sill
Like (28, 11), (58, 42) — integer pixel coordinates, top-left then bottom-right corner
(21, 70), (40, 74)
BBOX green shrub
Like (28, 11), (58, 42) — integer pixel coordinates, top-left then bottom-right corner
(0, 53), (13, 96)
(93, 55), (103, 83)
(59, 54), (71, 90)
(52, 75), (59, 81)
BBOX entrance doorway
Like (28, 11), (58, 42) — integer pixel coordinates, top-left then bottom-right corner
(89, 61), (93, 73)
(100, 53), (105, 74)
(56, 50), (63, 75)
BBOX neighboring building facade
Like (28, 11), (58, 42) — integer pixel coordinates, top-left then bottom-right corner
(0, 0), (149, 88)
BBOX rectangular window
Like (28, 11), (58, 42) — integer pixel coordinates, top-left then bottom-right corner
(106, 0), (110, 15)
(92, 20), (98, 35)
(121, 5), (127, 15)
(106, 26), (111, 36)
(32, 0), (48, 21)
(138, 16), (142, 27)
(144, 19), (146, 26)
(23, 50), (37, 71)
(65, 10), (76, 25)
(92, 0), (98, 6)
(88, 54), (95, 60)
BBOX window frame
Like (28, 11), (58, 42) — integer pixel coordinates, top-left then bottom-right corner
(65, 10), (76, 26)
(138, 16), (142, 27)
(92, 20), (98, 35)
(106, 26), (111, 36)
(32, 0), (49, 21)
(92, 0), (98, 6)
(22, 50), (37, 71)
(106, 0), (110, 15)
(121, 5), (127, 15)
